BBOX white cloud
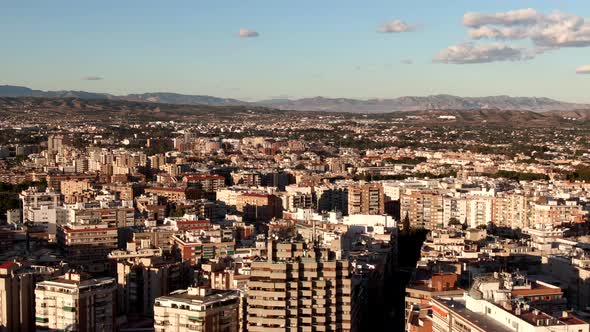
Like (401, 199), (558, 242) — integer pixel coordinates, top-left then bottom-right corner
(532, 12), (590, 48)
(463, 8), (539, 28)
(378, 20), (415, 33)
(434, 43), (526, 64)
(576, 65), (590, 74)
(238, 28), (259, 38)
(469, 26), (530, 40)
(464, 9), (590, 49)
(438, 9), (590, 64)
(81, 76), (103, 81)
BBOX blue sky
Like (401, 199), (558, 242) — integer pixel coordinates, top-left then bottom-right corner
(1, 0), (590, 101)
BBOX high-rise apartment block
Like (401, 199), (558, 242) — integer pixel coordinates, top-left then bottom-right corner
(60, 179), (93, 204)
(109, 241), (192, 316)
(246, 241), (353, 332)
(348, 183), (384, 215)
(35, 272), (116, 331)
(0, 262), (35, 332)
(47, 134), (68, 155)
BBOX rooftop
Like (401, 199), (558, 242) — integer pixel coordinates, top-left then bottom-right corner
(155, 287), (239, 307)
(434, 298), (512, 332)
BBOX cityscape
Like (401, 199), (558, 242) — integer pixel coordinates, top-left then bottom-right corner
(2, 1), (590, 332)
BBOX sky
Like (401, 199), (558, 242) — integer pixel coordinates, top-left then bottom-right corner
(1, 0), (590, 102)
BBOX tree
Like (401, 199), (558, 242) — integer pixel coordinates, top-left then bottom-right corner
(448, 217), (461, 227)
(169, 208), (186, 218)
(402, 212), (411, 232)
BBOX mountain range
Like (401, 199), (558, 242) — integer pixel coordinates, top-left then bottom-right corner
(1, 85), (588, 113)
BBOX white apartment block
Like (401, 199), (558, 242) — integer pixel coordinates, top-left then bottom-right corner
(35, 272), (116, 331)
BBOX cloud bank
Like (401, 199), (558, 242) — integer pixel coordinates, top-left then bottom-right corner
(437, 8), (590, 64)
(434, 43), (527, 64)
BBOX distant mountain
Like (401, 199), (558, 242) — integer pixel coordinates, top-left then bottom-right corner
(123, 92), (246, 106)
(0, 85), (110, 99)
(0, 96), (585, 128)
(0, 85), (40, 97)
(258, 95), (590, 112)
(1, 85), (588, 112)
(0, 85), (244, 107)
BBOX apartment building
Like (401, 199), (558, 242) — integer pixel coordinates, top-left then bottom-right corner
(315, 184), (348, 214)
(405, 273), (463, 332)
(172, 229), (236, 264)
(232, 171), (262, 187)
(465, 195), (493, 228)
(109, 241), (192, 316)
(348, 183), (384, 215)
(492, 192), (530, 229)
(46, 174), (97, 192)
(236, 193), (282, 222)
(35, 272), (116, 332)
(57, 220), (118, 272)
(401, 191), (445, 229)
(531, 199), (586, 228)
(0, 262), (35, 332)
(60, 179), (93, 204)
(132, 225), (178, 253)
(153, 287), (239, 332)
(145, 186), (189, 201)
(431, 273), (590, 332)
(20, 187), (62, 236)
(64, 201), (134, 228)
(542, 251), (590, 312)
(247, 241), (353, 332)
(183, 174), (226, 193)
(282, 186), (315, 212)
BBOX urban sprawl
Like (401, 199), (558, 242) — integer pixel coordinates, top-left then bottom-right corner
(1, 106), (590, 332)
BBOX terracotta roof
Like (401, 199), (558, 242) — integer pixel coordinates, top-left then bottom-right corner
(0, 262), (15, 269)
(558, 316), (587, 325)
(511, 286), (562, 297)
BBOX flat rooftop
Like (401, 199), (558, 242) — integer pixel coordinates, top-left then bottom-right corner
(156, 288), (239, 307)
(434, 298), (512, 332)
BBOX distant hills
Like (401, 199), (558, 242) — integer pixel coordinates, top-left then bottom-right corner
(0, 85), (110, 100)
(1, 85), (589, 113)
(258, 95), (590, 113)
(123, 92), (247, 106)
(2, 95), (590, 127)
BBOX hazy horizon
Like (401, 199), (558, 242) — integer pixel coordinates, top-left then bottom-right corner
(3, 83), (590, 104)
